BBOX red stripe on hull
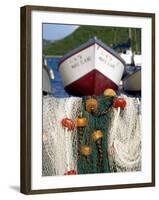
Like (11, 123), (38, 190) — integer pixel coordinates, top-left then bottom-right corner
(65, 70), (118, 96)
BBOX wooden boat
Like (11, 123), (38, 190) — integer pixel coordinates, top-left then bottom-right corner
(58, 37), (126, 96)
(42, 57), (54, 95)
(123, 69), (141, 91)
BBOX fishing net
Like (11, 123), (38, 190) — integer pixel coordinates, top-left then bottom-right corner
(42, 96), (82, 176)
(77, 96), (113, 174)
(42, 95), (141, 176)
(108, 95), (141, 172)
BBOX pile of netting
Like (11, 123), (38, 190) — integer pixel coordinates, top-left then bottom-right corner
(108, 95), (141, 172)
(42, 96), (82, 176)
(42, 95), (141, 176)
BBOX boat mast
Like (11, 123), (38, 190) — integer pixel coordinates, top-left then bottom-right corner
(128, 28), (132, 51)
(134, 29), (139, 53)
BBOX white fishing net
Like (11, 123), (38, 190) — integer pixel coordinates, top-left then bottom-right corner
(42, 96), (82, 176)
(42, 95), (141, 175)
(108, 95), (141, 172)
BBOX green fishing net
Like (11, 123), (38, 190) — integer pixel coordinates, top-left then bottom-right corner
(77, 95), (114, 174)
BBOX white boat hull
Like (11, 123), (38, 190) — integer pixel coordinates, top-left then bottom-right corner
(59, 42), (125, 96)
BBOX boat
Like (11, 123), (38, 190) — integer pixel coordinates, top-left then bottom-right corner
(133, 53), (142, 67)
(119, 49), (142, 80)
(42, 57), (55, 95)
(119, 49), (133, 65)
(58, 37), (126, 96)
(123, 69), (141, 92)
(119, 50), (142, 67)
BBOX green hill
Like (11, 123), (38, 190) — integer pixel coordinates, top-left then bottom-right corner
(43, 25), (141, 56)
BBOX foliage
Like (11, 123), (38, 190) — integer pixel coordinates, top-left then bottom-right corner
(43, 25), (141, 56)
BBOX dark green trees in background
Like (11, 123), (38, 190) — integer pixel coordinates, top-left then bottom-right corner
(43, 25), (141, 56)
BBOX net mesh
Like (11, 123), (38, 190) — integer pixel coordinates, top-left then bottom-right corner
(42, 95), (141, 175)
(108, 95), (141, 172)
(77, 96), (113, 174)
(42, 96), (82, 176)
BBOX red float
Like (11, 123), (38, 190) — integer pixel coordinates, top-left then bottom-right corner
(64, 170), (77, 175)
(114, 97), (126, 109)
(61, 118), (75, 131)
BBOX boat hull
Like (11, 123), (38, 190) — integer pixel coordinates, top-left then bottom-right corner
(65, 69), (118, 96)
(123, 69), (141, 91)
(59, 40), (125, 96)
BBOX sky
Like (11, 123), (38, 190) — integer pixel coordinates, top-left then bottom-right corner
(43, 24), (79, 41)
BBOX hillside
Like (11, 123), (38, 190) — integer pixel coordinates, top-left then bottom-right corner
(43, 25), (141, 56)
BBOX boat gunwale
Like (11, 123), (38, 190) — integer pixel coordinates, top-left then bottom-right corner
(58, 38), (126, 69)
(123, 68), (141, 82)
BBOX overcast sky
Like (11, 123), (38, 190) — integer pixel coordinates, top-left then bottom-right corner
(43, 24), (79, 41)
